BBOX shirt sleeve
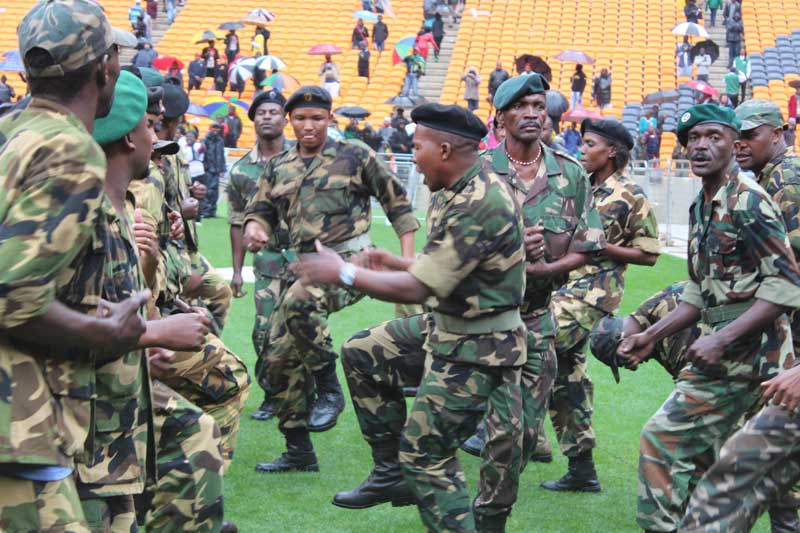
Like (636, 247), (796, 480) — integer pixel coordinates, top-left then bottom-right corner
(624, 186), (662, 255)
(361, 147), (420, 237)
(0, 135), (106, 328)
(226, 167), (247, 226)
(772, 183), (800, 260)
(679, 280), (704, 309)
(242, 161), (277, 240)
(567, 168), (607, 254)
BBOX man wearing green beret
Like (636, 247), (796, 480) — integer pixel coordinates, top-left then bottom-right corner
(0, 1), (148, 529)
(620, 103), (800, 532)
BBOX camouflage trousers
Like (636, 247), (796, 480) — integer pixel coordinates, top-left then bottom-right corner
(518, 334), (558, 468)
(266, 279), (362, 431)
(682, 403), (800, 532)
(548, 296), (602, 458)
(138, 380), (224, 533)
(637, 365), (760, 532)
(188, 252), (233, 335)
(0, 475), (88, 532)
(157, 332), (251, 472)
(342, 314), (524, 529)
(252, 272), (291, 395)
(80, 495), (136, 533)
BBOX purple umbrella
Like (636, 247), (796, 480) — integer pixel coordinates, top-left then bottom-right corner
(555, 49), (595, 65)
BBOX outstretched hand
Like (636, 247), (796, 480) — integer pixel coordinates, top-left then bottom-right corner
(292, 239), (346, 286)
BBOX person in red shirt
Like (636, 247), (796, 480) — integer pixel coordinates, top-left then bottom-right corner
(415, 29), (438, 61)
(789, 86), (800, 121)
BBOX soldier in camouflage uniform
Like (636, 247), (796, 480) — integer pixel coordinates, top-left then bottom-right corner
(541, 116), (661, 493)
(243, 86), (419, 473)
(297, 103), (526, 532)
(227, 89), (297, 421)
(0, 4), (149, 530)
(619, 104), (800, 532)
(679, 100), (800, 533)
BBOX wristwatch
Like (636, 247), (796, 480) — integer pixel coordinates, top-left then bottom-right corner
(339, 263), (357, 286)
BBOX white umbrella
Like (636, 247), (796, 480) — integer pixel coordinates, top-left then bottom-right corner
(242, 8), (276, 26)
(229, 63), (253, 82)
(255, 55), (286, 71)
(671, 22), (709, 38)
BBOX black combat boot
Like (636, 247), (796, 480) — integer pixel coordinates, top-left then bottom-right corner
(460, 422), (486, 457)
(250, 392), (276, 421)
(540, 450), (601, 492)
(331, 442), (415, 509)
(769, 504), (800, 533)
(255, 429), (319, 473)
(531, 433), (553, 463)
(474, 512), (508, 533)
(220, 520), (238, 532)
(308, 365), (345, 432)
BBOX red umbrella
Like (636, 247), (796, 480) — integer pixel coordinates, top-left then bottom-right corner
(562, 109), (603, 123)
(152, 55), (184, 71)
(685, 80), (720, 98)
(308, 44), (343, 56)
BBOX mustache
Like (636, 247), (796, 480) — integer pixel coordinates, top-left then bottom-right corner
(518, 120), (540, 129)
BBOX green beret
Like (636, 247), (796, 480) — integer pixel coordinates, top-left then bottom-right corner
(93, 70), (147, 146)
(138, 67), (164, 89)
(735, 99), (787, 131)
(493, 73), (550, 111)
(589, 315), (624, 383)
(677, 104), (741, 146)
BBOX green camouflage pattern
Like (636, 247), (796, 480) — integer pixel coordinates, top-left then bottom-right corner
(0, 98), (107, 467)
(252, 273), (292, 392)
(160, 152), (198, 253)
(244, 137), (419, 253)
(140, 380), (224, 533)
(187, 251), (232, 335)
(80, 494), (136, 533)
(0, 475), (88, 531)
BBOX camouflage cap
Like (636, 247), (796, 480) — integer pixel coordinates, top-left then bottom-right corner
(735, 99), (787, 131)
(19, 0), (136, 79)
(589, 315), (624, 383)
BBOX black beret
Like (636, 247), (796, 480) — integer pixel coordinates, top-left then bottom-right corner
(249, 89), (287, 121)
(493, 73), (550, 111)
(410, 103), (488, 141)
(153, 139), (179, 155)
(285, 85), (332, 114)
(581, 118), (635, 150)
(162, 83), (189, 119)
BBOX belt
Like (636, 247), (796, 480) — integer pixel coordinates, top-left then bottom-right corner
(432, 309), (523, 335)
(700, 300), (754, 325)
(327, 233), (372, 254)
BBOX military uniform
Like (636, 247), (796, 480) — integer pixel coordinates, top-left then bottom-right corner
(342, 160), (526, 529)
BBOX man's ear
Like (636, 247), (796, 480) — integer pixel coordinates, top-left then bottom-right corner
(441, 141), (453, 161)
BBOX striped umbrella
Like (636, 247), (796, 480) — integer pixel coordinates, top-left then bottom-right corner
(671, 22), (709, 38)
(391, 36), (418, 65)
(241, 9), (276, 26)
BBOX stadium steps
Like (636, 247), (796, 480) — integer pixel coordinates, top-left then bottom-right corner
(704, 21), (735, 96)
(417, 15), (461, 103)
(120, 3), (188, 65)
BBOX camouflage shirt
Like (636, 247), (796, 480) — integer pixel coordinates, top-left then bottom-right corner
(0, 98), (106, 467)
(162, 151), (198, 252)
(76, 193), (153, 498)
(483, 143), (606, 350)
(629, 281), (697, 379)
(681, 170), (800, 379)
(244, 138), (419, 253)
(561, 171), (661, 314)
(408, 160), (527, 367)
(227, 141), (292, 278)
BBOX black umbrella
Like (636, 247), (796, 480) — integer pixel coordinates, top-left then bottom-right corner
(514, 54), (552, 81)
(690, 40), (720, 64)
(219, 22), (245, 31)
(642, 90), (680, 105)
(334, 105), (371, 119)
(546, 90), (569, 116)
(385, 95), (424, 107)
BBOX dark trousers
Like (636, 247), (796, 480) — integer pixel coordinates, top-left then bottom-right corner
(728, 42), (740, 67)
(200, 172), (220, 217)
(188, 77), (202, 91)
(710, 7), (717, 26)
(728, 93), (740, 108)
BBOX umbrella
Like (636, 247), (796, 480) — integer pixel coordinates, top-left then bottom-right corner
(555, 49), (595, 64)
(228, 63), (254, 83)
(219, 21), (244, 31)
(690, 40), (720, 63)
(193, 30), (219, 44)
(386, 95), (424, 107)
(241, 9), (276, 26)
(152, 55), (184, 71)
(203, 97), (249, 120)
(186, 103), (209, 117)
(423, 17), (435, 28)
(562, 109), (603, 123)
(514, 54), (552, 81)
(789, 79), (800, 89)
(545, 90), (569, 116)
(392, 35), (418, 65)
(309, 44), (343, 56)
(334, 105), (371, 119)
(685, 80), (719, 97)
(0, 50), (23, 73)
(255, 55), (286, 71)
(353, 10), (378, 23)
(642, 90), (680, 105)
(261, 72), (300, 93)
(435, 4), (450, 14)
(672, 22), (709, 38)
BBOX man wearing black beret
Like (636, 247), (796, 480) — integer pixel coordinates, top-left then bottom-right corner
(295, 102), (527, 531)
(243, 86), (419, 472)
(227, 89), (295, 422)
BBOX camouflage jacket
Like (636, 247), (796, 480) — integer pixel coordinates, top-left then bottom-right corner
(0, 98), (106, 466)
(483, 143), (606, 351)
(560, 171), (661, 314)
(244, 138), (419, 253)
(629, 281), (697, 379)
(76, 193), (154, 498)
(162, 151), (198, 253)
(681, 170), (800, 379)
(228, 141), (293, 278)
(408, 160), (527, 367)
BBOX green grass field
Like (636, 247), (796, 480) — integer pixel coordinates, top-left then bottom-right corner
(195, 211), (770, 533)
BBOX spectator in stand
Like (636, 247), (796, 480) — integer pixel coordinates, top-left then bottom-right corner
(129, 0), (144, 28)
(167, 61), (183, 86)
(319, 55), (341, 97)
(202, 123), (226, 218)
(224, 30), (240, 64)
(707, 0), (721, 26)
(562, 122), (582, 157)
(402, 50), (423, 97)
(676, 36), (693, 78)
(487, 61), (509, 102)
(693, 46), (711, 81)
(252, 26), (270, 55)
(352, 18), (369, 49)
(388, 122), (412, 153)
(790, 86), (800, 122)
(142, 10), (152, 40)
(734, 48), (750, 103)
(132, 41), (157, 68)
(638, 108), (658, 134)
(415, 29), (438, 62)
(188, 52), (205, 92)
(214, 59), (228, 93)
(361, 121), (382, 151)
(230, 68), (246, 98)
(723, 0), (741, 22)
(357, 41), (370, 79)
(133, 15), (147, 39)
(166, 0), (176, 23)
(644, 125), (659, 162)
(224, 106), (242, 148)
(785, 118), (796, 148)
(0, 75), (15, 104)
(592, 67), (612, 109)
(460, 66), (481, 111)
(344, 118), (361, 140)
(202, 40), (220, 78)
(684, 0), (702, 23)
(146, 0), (157, 20)
(392, 107), (409, 130)
(633, 133), (647, 161)
(725, 13), (744, 67)
(431, 13), (445, 60)
(570, 64), (587, 110)
(183, 130), (206, 220)
(724, 66), (741, 107)
(378, 117), (393, 150)
(373, 14), (389, 52)
(252, 61), (266, 93)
